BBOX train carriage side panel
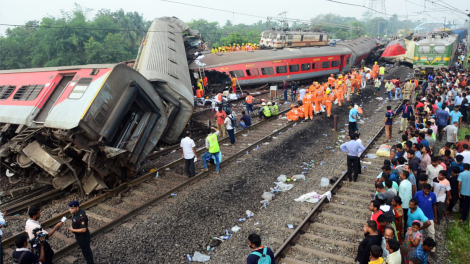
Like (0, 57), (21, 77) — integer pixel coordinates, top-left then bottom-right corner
(336, 37), (378, 66)
(135, 17), (194, 144)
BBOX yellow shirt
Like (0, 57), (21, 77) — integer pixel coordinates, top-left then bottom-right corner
(368, 257), (384, 264)
(231, 78), (237, 86)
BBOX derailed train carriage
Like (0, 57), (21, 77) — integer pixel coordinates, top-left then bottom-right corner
(0, 17), (194, 194)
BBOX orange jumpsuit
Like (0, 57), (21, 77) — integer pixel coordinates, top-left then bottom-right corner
(336, 84), (345, 106)
(297, 105), (305, 119)
(356, 73), (362, 91)
(314, 87), (324, 113)
(286, 108), (300, 121)
(372, 65), (379, 79)
(350, 75), (356, 93)
(302, 92), (314, 119)
(328, 77), (335, 86)
(322, 93), (336, 117)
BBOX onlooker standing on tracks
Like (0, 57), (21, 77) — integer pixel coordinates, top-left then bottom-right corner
(202, 127), (221, 174)
(245, 93), (254, 114)
(385, 80), (394, 99)
(180, 131), (197, 178)
(394, 100), (413, 133)
(374, 78), (381, 97)
(406, 198), (432, 230)
(414, 184), (437, 250)
(385, 239), (402, 264)
(12, 234), (45, 264)
(346, 76), (352, 101)
(0, 211), (6, 264)
(340, 133), (365, 182)
(384, 105), (394, 143)
(443, 121), (458, 145)
(348, 103), (359, 136)
(436, 108), (450, 141)
(431, 170), (451, 225)
(290, 81), (297, 102)
(215, 108), (227, 138)
(246, 233), (274, 264)
(68, 201), (94, 264)
(458, 163), (470, 222)
(391, 196), (404, 243)
(412, 237), (436, 264)
(368, 245), (384, 264)
(282, 80), (288, 101)
(449, 106), (463, 125)
(402, 221), (424, 263)
(399, 171), (413, 225)
(25, 206), (63, 264)
(239, 111), (251, 130)
(225, 112), (236, 146)
(355, 220), (382, 264)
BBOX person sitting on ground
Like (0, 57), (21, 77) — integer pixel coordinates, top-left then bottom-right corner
(402, 220), (423, 263)
(239, 111), (251, 130)
(412, 237), (436, 264)
(12, 234), (45, 264)
(356, 220), (382, 264)
(246, 233), (274, 264)
(385, 238), (402, 264)
(368, 245), (384, 264)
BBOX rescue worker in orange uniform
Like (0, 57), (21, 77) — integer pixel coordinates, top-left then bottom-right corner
(334, 76), (342, 88)
(308, 81), (316, 93)
(355, 71), (362, 95)
(314, 85), (324, 114)
(336, 81), (345, 106)
(322, 90), (336, 118)
(203, 76), (208, 87)
(297, 105), (305, 119)
(241, 44), (246, 51)
(328, 74), (335, 86)
(302, 90), (314, 120)
(286, 105), (299, 122)
(372, 62), (379, 80)
(349, 72), (356, 94)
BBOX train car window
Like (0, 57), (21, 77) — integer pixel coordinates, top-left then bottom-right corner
(433, 46), (446, 54)
(301, 63), (311, 71)
(276, 66), (287, 74)
(288, 35), (293, 40)
(246, 69), (259, 76)
(0, 85), (16, 100)
(346, 57), (350, 65)
(319, 35), (323, 41)
(261, 67), (274, 75)
(331, 60), (339, 67)
(418, 46), (431, 54)
(312, 63), (316, 69)
(289, 65), (299, 72)
(229, 70), (245, 78)
(12, 86), (28, 100)
(14, 85), (45, 101)
(322, 61), (330, 68)
(69, 78), (93, 99)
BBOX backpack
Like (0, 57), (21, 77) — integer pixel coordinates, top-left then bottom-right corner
(228, 114), (236, 127)
(249, 247), (271, 264)
(380, 206), (395, 223)
(12, 251), (27, 264)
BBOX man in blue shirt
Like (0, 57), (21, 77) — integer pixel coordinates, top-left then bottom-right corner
(413, 238), (436, 264)
(340, 133), (365, 182)
(436, 109), (450, 141)
(239, 111), (251, 130)
(407, 198), (432, 230)
(449, 106), (463, 125)
(414, 184), (437, 251)
(394, 100), (413, 132)
(246, 234), (275, 264)
(458, 164), (470, 221)
(348, 103), (358, 137)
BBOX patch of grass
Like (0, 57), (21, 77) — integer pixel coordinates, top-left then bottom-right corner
(457, 126), (470, 141)
(446, 212), (470, 263)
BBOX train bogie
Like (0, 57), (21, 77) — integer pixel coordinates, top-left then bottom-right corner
(260, 30), (329, 49)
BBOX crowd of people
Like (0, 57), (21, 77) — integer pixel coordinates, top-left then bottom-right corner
(339, 63), (470, 264)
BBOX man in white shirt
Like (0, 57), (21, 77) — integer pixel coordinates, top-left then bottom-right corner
(180, 131), (197, 178)
(25, 206), (63, 264)
(443, 121), (458, 145)
(426, 156), (444, 184)
(458, 144), (470, 164)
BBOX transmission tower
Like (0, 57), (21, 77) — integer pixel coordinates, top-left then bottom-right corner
(368, 0), (386, 18)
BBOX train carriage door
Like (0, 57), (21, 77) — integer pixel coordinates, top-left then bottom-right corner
(339, 55), (345, 71)
(34, 75), (75, 123)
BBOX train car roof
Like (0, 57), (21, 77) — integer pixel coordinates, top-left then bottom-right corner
(0, 64), (117, 74)
(416, 35), (457, 45)
(189, 46), (351, 69)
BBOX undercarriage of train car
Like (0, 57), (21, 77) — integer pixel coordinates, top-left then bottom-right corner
(0, 90), (163, 196)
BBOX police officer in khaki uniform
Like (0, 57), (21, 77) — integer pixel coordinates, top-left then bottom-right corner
(68, 201), (94, 264)
(403, 80), (413, 101)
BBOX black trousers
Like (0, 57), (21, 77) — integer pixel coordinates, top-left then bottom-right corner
(76, 232), (94, 264)
(403, 208), (409, 228)
(44, 241), (54, 264)
(346, 155), (360, 181)
(438, 125), (446, 141)
(447, 192), (459, 214)
(185, 158), (195, 177)
(460, 195), (470, 221)
(348, 121), (357, 137)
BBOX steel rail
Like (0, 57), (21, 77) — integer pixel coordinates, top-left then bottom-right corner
(0, 188), (66, 215)
(273, 101), (404, 261)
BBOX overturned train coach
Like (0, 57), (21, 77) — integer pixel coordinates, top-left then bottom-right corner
(190, 37), (381, 86)
(0, 17), (194, 194)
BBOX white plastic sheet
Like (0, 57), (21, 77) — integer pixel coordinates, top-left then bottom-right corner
(294, 191), (323, 203)
(192, 251), (210, 262)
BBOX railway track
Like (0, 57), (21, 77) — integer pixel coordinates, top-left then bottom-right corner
(275, 100), (404, 264)
(1, 103), (297, 262)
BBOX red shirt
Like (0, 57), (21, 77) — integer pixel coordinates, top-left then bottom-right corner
(371, 210), (383, 232)
(215, 111), (226, 125)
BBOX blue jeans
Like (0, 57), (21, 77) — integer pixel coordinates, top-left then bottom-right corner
(283, 89), (288, 101)
(203, 151), (220, 172)
(387, 91), (392, 99)
(239, 121), (250, 130)
(395, 88), (402, 100)
(246, 103), (253, 114)
(227, 129), (235, 144)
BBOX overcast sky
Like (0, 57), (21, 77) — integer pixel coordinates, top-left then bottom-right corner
(1, 0), (468, 33)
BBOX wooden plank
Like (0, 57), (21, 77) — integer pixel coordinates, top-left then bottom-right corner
(293, 245), (355, 263)
(86, 211), (113, 223)
(334, 194), (371, 203)
(327, 203), (371, 214)
(339, 187), (371, 196)
(97, 203), (129, 215)
(302, 233), (358, 249)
